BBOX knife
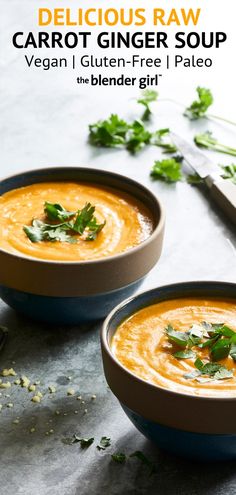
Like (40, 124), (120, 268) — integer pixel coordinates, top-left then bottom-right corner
(171, 132), (236, 225)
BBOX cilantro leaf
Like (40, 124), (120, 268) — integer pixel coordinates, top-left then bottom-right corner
(211, 338), (232, 361)
(151, 158), (183, 183)
(174, 350), (196, 359)
(220, 164), (236, 184)
(72, 203), (95, 235)
(137, 89), (158, 121)
(165, 325), (189, 348)
(97, 436), (111, 451)
(130, 451), (157, 476)
(86, 219), (106, 241)
(23, 220), (46, 243)
(214, 368), (234, 380)
(184, 370), (201, 379)
(71, 436), (94, 448)
(184, 87), (213, 120)
(24, 201), (105, 244)
(89, 114), (129, 147)
(111, 453), (126, 463)
(126, 120), (152, 153)
(151, 128), (177, 153)
(44, 202), (76, 221)
(192, 359), (233, 381)
(194, 132), (236, 157)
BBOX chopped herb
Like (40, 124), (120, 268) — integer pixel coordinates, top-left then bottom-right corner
(137, 89), (158, 121)
(97, 436), (111, 451)
(220, 164), (236, 184)
(23, 220), (76, 244)
(89, 114), (129, 147)
(184, 370), (201, 379)
(211, 338), (232, 361)
(189, 325), (204, 338)
(184, 87), (213, 120)
(174, 350), (196, 359)
(193, 360), (233, 380)
(126, 120), (152, 153)
(151, 128), (177, 153)
(24, 202), (105, 244)
(151, 158), (183, 183)
(44, 202), (75, 222)
(165, 321), (236, 381)
(71, 436), (94, 448)
(130, 451), (157, 476)
(214, 368), (234, 380)
(165, 325), (189, 347)
(111, 453), (126, 463)
(194, 132), (236, 157)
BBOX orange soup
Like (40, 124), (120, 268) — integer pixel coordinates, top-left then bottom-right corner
(0, 182), (153, 261)
(112, 298), (236, 397)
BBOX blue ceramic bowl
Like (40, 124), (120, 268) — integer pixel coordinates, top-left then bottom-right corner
(0, 167), (164, 324)
(101, 281), (236, 460)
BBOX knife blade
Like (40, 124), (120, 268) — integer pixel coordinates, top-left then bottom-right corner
(170, 132), (222, 180)
(170, 132), (236, 225)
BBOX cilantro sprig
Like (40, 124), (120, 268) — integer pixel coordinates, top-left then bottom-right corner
(150, 157), (183, 183)
(194, 131), (236, 157)
(89, 114), (129, 148)
(184, 87), (236, 126)
(137, 89), (158, 121)
(165, 322), (236, 382)
(97, 436), (111, 451)
(23, 201), (105, 244)
(184, 87), (213, 120)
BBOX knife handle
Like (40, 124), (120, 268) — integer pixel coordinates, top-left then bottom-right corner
(210, 179), (236, 225)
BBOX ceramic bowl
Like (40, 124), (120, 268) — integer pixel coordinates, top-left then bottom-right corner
(101, 281), (236, 460)
(0, 167), (164, 324)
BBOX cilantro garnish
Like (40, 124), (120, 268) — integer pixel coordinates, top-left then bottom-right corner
(111, 453), (126, 463)
(194, 132), (236, 157)
(137, 89), (158, 121)
(165, 322), (236, 381)
(174, 350), (196, 359)
(44, 202), (76, 221)
(184, 87), (213, 120)
(23, 202), (105, 244)
(150, 157), (183, 183)
(97, 436), (111, 451)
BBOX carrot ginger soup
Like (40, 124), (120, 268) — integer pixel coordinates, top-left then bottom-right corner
(0, 182), (153, 261)
(112, 298), (236, 397)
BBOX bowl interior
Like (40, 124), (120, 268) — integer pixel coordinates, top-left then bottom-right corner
(0, 167), (162, 232)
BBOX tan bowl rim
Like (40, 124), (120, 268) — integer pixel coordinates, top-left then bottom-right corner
(101, 280), (236, 403)
(0, 165), (165, 266)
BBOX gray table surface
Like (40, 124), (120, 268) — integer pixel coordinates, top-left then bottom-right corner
(1, 1), (236, 493)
